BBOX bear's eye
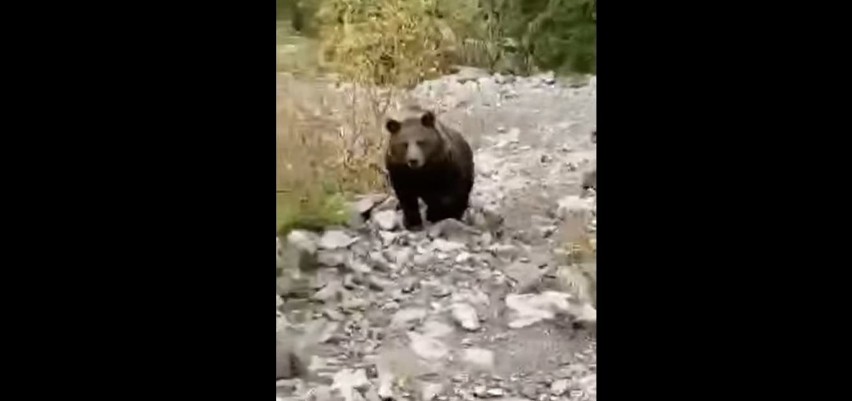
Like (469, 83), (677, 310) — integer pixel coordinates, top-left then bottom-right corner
(416, 140), (427, 146)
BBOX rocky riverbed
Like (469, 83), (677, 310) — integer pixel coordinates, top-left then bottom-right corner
(277, 69), (597, 401)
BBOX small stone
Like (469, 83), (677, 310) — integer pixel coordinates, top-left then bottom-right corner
(287, 230), (319, 254)
(473, 386), (488, 398)
(331, 369), (371, 401)
(421, 320), (455, 338)
(342, 273), (358, 290)
(319, 230), (358, 250)
(456, 252), (472, 263)
(353, 194), (387, 216)
(555, 196), (594, 220)
(348, 259), (373, 274)
(505, 292), (573, 328)
(364, 387), (381, 401)
(323, 307), (345, 321)
(432, 286), (451, 298)
(490, 244), (518, 260)
(486, 388), (504, 397)
(373, 210), (398, 231)
(318, 250), (348, 267)
(374, 196), (399, 213)
(313, 281), (345, 303)
(390, 307), (427, 329)
(378, 231), (399, 246)
(387, 247), (413, 266)
(462, 348), (495, 371)
(503, 262), (546, 293)
(369, 251), (394, 272)
(407, 332), (449, 361)
(550, 379), (570, 396)
(520, 383), (538, 399)
(432, 238), (466, 253)
(451, 303), (481, 331)
(309, 386), (334, 401)
(368, 276), (394, 292)
(420, 382), (445, 401)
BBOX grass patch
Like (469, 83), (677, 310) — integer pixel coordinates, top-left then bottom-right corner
(276, 191), (348, 236)
(276, 71), (393, 235)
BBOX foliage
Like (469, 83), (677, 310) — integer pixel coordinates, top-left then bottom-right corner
(276, 75), (391, 234)
(299, 0), (595, 78)
(315, 0), (458, 88)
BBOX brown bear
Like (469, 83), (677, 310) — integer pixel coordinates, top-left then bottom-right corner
(385, 109), (474, 230)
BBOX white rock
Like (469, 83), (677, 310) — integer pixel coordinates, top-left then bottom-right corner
(556, 195), (594, 219)
(287, 230), (319, 254)
(505, 291), (573, 328)
(550, 379), (570, 396)
(319, 230), (357, 250)
(419, 382), (445, 401)
(431, 238), (466, 253)
(407, 332), (449, 361)
(373, 210), (398, 231)
(462, 348), (495, 371)
(331, 369), (371, 401)
(451, 302), (481, 331)
(421, 320), (455, 338)
(390, 307), (428, 329)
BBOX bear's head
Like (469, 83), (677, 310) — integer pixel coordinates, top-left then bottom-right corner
(385, 111), (445, 170)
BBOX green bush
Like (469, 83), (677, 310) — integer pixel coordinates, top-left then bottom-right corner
(280, 0), (596, 78)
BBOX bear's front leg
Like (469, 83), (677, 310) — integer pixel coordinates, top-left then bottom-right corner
(397, 191), (423, 230)
(426, 195), (465, 223)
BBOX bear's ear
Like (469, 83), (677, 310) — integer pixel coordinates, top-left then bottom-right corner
(385, 119), (401, 134)
(420, 111), (436, 128)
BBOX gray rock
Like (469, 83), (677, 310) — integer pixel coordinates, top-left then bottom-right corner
(503, 262), (546, 293)
(319, 230), (358, 250)
(378, 231), (399, 246)
(390, 307), (428, 329)
(413, 253), (434, 266)
(490, 244), (519, 260)
(549, 379), (569, 396)
(331, 369), (371, 401)
(318, 250), (348, 267)
(288, 230), (320, 254)
(555, 196), (594, 220)
(368, 276), (394, 292)
(428, 218), (480, 241)
(451, 302), (481, 331)
(353, 194), (388, 217)
(369, 251), (394, 272)
(420, 382), (445, 401)
(277, 274), (314, 298)
(505, 292), (573, 329)
(386, 247), (412, 268)
(313, 281), (345, 303)
(374, 196), (399, 213)
(323, 307), (346, 321)
(462, 348), (495, 371)
(348, 259), (373, 274)
(431, 238), (466, 253)
(279, 231), (320, 274)
(373, 210), (399, 231)
(276, 326), (308, 379)
(407, 331), (449, 361)
(421, 319), (455, 338)
(308, 385), (334, 401)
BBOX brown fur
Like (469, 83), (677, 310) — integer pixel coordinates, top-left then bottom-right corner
(385, 109), (474, 229)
